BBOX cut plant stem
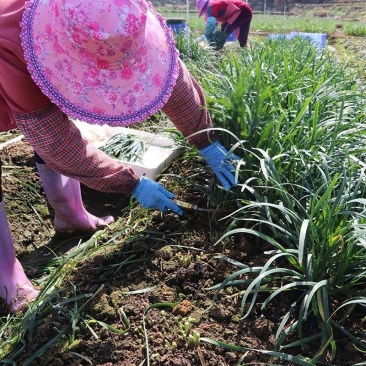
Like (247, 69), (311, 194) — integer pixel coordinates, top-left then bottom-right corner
(174, 200), (214, 212)
(99, 133), (146, 162)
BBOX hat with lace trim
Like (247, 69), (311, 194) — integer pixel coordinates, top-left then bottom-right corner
(20, 0), (179, 126)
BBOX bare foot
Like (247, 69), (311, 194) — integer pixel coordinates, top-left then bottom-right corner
(0, 259), (40, 313)
(54, 211), (114, 233)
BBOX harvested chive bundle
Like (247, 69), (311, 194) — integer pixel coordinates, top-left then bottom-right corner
(99, 133), (146, 162)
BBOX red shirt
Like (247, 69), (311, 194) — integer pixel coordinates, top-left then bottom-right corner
(208, 0), (252, 25)
(0, 0), (50, 131)
(206, 0), (253, 47)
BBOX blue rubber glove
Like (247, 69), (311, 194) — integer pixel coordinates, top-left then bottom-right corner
(199, 141), (239, 189)
(132, 176), (184, 216)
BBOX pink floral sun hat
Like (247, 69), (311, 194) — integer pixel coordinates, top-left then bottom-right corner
(20, 0), (179, 126)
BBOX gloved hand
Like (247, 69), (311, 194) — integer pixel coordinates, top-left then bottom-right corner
(132, 176), (184, 216)
(210, 31), (229, 50)
(199, 141), (239, 189)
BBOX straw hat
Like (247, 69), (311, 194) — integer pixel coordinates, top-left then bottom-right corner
(20, 0), (179, 126)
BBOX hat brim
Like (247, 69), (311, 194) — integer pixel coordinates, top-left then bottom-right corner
(20, 0), (179, 126)
(198, 1), (209, 17)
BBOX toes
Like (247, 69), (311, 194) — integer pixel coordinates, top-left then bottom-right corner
(96, 215), (114, 228)
(55, 214), (114, 233)
(10, 287), (40, 313)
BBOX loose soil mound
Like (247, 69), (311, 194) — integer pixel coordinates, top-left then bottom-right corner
(0, 137), (364, 365)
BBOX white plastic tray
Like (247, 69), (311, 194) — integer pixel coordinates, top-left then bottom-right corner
(74, 120), (183, 180)
(0, 134), (24, 151)
(0, 121), (183, 181)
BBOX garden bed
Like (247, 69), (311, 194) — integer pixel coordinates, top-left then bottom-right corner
(1, 7), (366, 365)
(0, 137), (364, 366)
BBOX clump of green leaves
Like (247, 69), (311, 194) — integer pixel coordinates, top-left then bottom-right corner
(344, 22), (366, 37)
(191, 35), (366, 362)
(99, 133), (146, 162)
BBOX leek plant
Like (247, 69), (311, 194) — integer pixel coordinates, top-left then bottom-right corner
(212, 150), (366, 362)
(194, 37), (363, 158)
(252, 14), (337, 34)
(0, 209), (147, 362)
(99, 133), (146, 162)
(189, 35), (366, 361)
(344, 22), (366, 37)
(173, 31), (213, 63)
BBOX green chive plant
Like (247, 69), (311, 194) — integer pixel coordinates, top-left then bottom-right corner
(0, 209), (146, 362)
(252, 14), (337, 34)
(194, 37), (362, 157)
(211, 151), (366, 362)
(173, 31), (211, 62)
(184, 34), (366, 362)
(344, 22), (366, 37)
(99, 133), (146, 162)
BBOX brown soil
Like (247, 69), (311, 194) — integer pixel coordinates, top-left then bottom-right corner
(0, 136), (364, 366)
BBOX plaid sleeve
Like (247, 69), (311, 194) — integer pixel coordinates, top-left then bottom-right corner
(13, 103), (140, 195)
(162, 60), (217, 150)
